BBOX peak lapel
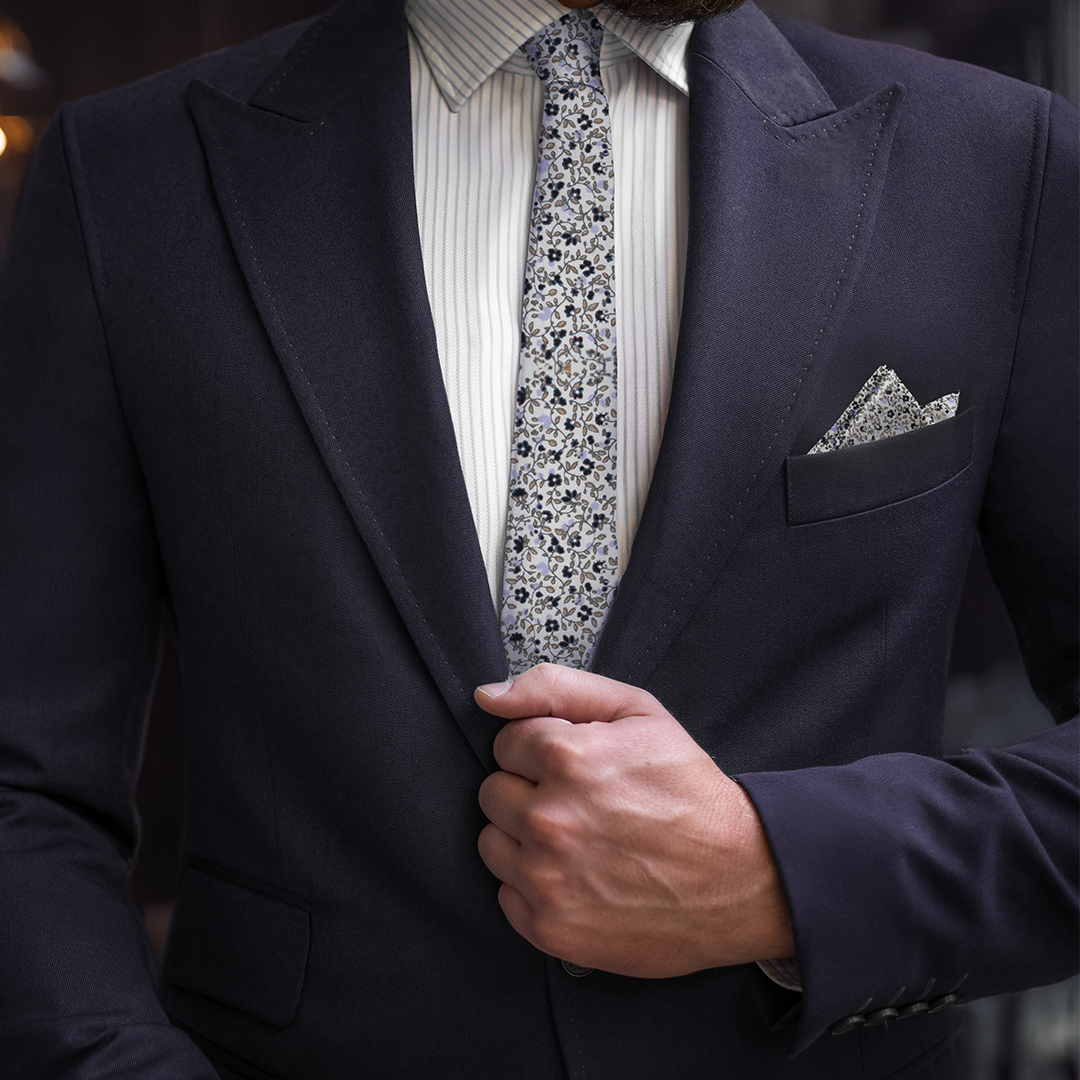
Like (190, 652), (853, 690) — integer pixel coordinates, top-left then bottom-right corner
(595, 4), (904, 686)
(187, 2), (507, 769)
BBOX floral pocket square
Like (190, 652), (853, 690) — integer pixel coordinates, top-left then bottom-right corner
(809, 366), (958, 455)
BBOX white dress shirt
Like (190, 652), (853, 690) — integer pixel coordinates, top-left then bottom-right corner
(406, 0), (690, 608)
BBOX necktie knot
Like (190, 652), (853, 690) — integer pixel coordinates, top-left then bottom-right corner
(522, 10), (604, 90)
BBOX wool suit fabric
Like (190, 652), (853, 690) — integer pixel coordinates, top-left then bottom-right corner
(0, 2), (1076, 1078)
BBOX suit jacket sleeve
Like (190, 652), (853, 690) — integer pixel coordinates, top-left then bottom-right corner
(737, 89), (1079, 1055)
(0, 112), (217, 1078)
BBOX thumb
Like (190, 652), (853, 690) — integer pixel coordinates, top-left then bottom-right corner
(474, 662), (648, 724)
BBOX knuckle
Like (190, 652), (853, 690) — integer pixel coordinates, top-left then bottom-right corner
(528, 863), (569, 902)
(611, 680), (658, 716)
(632, 686), (661, 712)
(523, 801), (578, 849)
(535, 661), (571, 710)
(536, 731), (585, 777)
(526, 662), (559, 693)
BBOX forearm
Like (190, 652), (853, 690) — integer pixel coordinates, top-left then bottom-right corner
(738, 720), (1080, 1052)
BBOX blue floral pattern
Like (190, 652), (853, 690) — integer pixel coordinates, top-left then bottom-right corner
(500, 11), (619, 675)
(809, 365), (959, 455)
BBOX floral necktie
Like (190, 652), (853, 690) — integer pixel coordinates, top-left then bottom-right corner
(500, 10), (619, 675)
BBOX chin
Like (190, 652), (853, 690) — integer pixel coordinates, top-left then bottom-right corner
(603, 0), (749, 27)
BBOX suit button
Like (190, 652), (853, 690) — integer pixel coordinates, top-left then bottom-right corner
(863, 1007), (900, 1027)
(897, 1001), (930, 1020)
(830, 1014), (865, 1036)
(927, 993), (960, 1013)
(561, 960), (594, 977)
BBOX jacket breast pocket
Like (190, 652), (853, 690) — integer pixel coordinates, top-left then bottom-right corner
(785, 408), (975, 525)
(162, 859), (310, 1027)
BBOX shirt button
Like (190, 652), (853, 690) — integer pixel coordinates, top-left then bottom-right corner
(562, 960), (594, 977)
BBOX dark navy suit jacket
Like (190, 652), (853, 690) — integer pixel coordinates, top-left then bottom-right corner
(0, 2), (1076, 1078)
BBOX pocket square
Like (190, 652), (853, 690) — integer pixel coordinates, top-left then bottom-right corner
(809, 366), (958, 455)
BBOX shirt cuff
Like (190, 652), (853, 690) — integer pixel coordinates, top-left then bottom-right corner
(757, 957), (803, 992)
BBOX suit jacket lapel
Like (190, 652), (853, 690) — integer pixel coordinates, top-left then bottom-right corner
(594, 4), (904, 686)
(187, 0), (904, 741)
(188, 1), (508, 769)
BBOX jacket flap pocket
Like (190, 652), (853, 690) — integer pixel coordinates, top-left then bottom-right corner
(163, 861), (310, 1026)
(786, 408), (974, 525)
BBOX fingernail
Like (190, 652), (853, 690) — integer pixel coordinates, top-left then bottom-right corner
(476, 678), (514, 698)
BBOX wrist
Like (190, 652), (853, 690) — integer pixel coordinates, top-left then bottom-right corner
(708, 778), (795, 966)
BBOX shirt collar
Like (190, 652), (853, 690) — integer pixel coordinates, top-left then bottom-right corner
(405, 0), (692, 112)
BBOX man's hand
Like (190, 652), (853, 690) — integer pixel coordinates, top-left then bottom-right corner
(474, 664), (795, 978)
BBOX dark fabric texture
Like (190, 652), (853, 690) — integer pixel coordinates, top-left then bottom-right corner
(0, 1), (1075, 1077)
(163, 862), (310, 1027)
(784, 408), (975, 525)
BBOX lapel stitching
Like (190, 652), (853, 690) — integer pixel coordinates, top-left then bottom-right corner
(198, 101), (471, 711)
(628, 87), (901, 686)
(259, 17), (332, 104)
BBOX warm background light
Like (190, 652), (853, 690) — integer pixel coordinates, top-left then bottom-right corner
(0, 114), (32, 153)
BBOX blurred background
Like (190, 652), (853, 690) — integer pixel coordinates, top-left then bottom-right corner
(0, 1), (1075, 1077)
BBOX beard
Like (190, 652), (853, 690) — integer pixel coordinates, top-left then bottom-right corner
(601, 0), (749, 26)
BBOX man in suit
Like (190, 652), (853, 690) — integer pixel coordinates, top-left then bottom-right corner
(0, 0), (1075, 1077)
